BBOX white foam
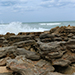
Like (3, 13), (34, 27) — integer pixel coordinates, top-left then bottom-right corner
(40, 23), (61, 25)
(0, 22), (47, 34)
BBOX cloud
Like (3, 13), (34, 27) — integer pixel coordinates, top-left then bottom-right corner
(40, 0), (75, 8)
(0, 0), (75, 13)
(0, 0), (27, 7)
(0, 0), (36, 12)
(0, 1), (16, 6)
(13, 5), (35, 12)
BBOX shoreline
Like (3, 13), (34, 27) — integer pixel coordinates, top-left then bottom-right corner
(0, 25), (75, 75)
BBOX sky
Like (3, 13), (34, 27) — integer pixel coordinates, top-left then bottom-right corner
(0, 0), (75, 23)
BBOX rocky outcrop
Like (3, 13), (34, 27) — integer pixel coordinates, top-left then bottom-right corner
(0, 25), (75, 75)
(6, 55), (55, 75)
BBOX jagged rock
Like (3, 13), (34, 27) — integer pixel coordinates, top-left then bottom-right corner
(50, 26), (66, 34)
(53, 37), (62, 41)
(13, 40), (36, 50)
(6, 55), (55, 75)
(16, 48), (40, 60)
(42, 72), (69, 75)
(67, 39), (75, 44)
(39, 33), (55, 39)
(40, 38), (52, 42)
(63, 66), (75, 74)
(0, 57), (11, 66)
(67, 45), (75, 52)
(0, 25), (75, 74)
(0, 37), (8, 47)
(0, 46), (17, 58)
(66, 55), (75, 63)
(49, 26), (59, 33)
(72, 36), (75, 39)
(39, 33), (55, 42)
(52, 59), (71, 67)
(38, 41), (65, 59)
(48, 51), (65, 59)
(0, 73), (13, 75)
(5, 32), (15, 35)
(0, 46), (40, 61)
(68, 33), (74, 38)
(63, 38), (68, 41)
(7, 35), (34, 43)
(18, 32), (43, 36)
(64, 28), (75, 33)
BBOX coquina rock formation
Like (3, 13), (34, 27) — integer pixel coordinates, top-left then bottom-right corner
(0, 25), (75, 75)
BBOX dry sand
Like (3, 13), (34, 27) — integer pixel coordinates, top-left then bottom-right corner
(0, 66), (12, 73)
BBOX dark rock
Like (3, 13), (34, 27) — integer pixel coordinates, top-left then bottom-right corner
(72, 36), (75, 39)
(67, 45), (75, 52)
(39, 33), (55, 39)
(52, 59), (71, 67)
(0, 37), (8, 47)
(0, 46), (17, 58)
(38, 42), (65, 59)
(13, 40), (36, 50)
(64, 38), (68, 41)
(5, 32), (15, 35)
(0, 73), (13, 75)
(6, 55), (55, 75)
(0, 25), (75, 74)
(16, 48), (40, 61)
(48, 51), (66, 59)
(63, 66), (75, 74)
(40, 38), (52, 42)
(49, 26), (59, 33)
(6, 35), (35, 44)
(53, 37), (62, 41)
(67, 39), (75, 44)
(64, 29), (75, 33)
(42, 72), (69, 75)
(68, 33), (74, 38)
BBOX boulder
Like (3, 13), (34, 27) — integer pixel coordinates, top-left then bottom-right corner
(6, 35), (35, 44)
(42, 72), (69, 75)
(52, 59), (71, 67)
(0, 46), (17, 58)
(17, 48), (40, 60)
(6, 55), (55, 75)
(39, 33), (55, 39)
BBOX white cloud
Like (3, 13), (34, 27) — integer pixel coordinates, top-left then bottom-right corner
(0, 0), (36, 12)
(40, 0), (75, 8)
(58, 0), (75, 3)
(0, 0), (75, 13)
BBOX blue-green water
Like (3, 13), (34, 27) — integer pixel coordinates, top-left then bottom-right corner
(0, 21), (75, 34)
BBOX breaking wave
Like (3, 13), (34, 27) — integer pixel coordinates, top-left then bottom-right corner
(39, 23), (61, 25)
(0, 22), (47, 34)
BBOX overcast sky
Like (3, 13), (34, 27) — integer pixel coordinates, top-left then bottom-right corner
(0, 0), (75, 23)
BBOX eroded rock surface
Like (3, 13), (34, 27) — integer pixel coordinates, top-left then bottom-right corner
(6, 55), (55, 75)
(0, 25), (75, 75)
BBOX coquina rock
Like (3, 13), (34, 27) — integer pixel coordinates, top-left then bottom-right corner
(0, 25), (75, 75)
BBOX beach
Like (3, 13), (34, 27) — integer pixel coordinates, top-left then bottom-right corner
(0, 25), (75, 75)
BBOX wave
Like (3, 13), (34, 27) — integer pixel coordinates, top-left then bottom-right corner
(0, 22), (47, 35)
(39, 23), (61, 25)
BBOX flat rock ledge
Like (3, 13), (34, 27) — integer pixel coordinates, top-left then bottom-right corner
(0, 25), (75, 75)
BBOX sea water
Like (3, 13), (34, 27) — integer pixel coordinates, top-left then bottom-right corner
(0, 21), (75, 35)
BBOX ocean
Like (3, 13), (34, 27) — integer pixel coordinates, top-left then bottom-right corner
(0, 21), (75, 35)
